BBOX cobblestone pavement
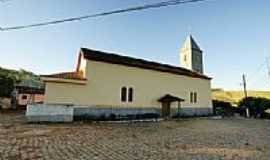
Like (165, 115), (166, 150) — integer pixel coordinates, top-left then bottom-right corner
(0, 112), (270, 160)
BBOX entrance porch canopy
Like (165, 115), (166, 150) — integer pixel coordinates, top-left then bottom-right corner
(158, 94), (185, 103)
(158, 94), (185, 118)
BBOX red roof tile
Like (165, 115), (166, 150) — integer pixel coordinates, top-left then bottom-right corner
(42, 71), (86, 81)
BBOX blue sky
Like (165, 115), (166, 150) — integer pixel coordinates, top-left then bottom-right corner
(0, 0), (270, 90)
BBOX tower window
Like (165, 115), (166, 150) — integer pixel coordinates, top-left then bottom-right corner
(128, 88), (133, 102)
(121, 87), (127, 102)
(184, 55), (187, 61)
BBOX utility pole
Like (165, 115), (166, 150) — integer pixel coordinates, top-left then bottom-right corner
(242, 74), (249, 117)
(266, 57), (270, 76)
(242, 74), (248, 99)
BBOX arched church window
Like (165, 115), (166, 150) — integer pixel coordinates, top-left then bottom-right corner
(190, 92), (193, 103)
(121, 87), (127, 102)
(194, 92), (197, 103)
(128, 88), (133, 102)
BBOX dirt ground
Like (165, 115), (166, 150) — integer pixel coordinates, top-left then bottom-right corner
(0, 111), (270, 160)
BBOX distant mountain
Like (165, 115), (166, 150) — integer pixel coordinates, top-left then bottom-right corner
(0, 67), (43, 98)
(212, 89), (270, 105)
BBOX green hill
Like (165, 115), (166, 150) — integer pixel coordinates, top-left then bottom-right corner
(0, 67), (42, 98)
(212, 89), (270, 105)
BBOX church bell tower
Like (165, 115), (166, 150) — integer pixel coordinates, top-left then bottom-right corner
(180, 35), (204, 74)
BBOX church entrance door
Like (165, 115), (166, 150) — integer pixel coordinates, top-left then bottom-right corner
(161, 101), (171, 118)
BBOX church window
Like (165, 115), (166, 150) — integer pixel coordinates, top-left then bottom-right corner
(121, 87), (127, 102)
(194, 92), (198, 103)
(190, 92), (193, 103)
(128, 88), (133, 102)
(190, 92), (198, 104)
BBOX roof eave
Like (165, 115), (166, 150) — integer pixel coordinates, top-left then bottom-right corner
(81, 48), (212, 80)
(41, 77), (87, 85)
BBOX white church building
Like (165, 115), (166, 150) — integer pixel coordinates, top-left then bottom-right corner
(27, 35), (213, 121)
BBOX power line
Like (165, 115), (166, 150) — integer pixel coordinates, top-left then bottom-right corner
(0, 0), (13, 3)
(246, 57), (270, 89)
(0, 0), (211, 31)
(247, 57), (269, 82)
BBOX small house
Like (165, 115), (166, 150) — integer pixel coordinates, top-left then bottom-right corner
(14, 79), (45, 109)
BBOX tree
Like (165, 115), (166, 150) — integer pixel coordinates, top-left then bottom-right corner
(0, 74), (14, 98)
(238, 97), (270, 118)
(0, 67), (43, 98)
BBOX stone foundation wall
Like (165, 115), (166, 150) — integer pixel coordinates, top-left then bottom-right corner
(26, 104), (213, 122)
(73, 107), (161, 120)
(26, 104), (74, 122)
(74, 106), (212, 120)
(171, 107), (213, 117)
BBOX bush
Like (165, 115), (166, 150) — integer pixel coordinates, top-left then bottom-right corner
(238, 97), (270, 118)
(212, 100), (235, 116)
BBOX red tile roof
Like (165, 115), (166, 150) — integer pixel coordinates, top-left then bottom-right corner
(42, 48), (211, 81)
(42, 71), (86, 81)
(81, 48), (211, 80)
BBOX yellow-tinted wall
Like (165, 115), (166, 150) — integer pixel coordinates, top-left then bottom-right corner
(44, 59), (212, 109)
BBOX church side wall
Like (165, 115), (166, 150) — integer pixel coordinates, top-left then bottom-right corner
(44, 60), (212, 116)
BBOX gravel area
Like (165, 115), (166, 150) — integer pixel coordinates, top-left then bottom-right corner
(0, 112), (270, 160)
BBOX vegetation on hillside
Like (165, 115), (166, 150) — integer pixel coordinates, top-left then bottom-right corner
(0, 67), (42, 98)
(212, 89), (270, 105)
(212, 89), (270, 119)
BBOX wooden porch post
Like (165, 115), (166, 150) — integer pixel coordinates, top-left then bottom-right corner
(177, 101), (182, 117)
